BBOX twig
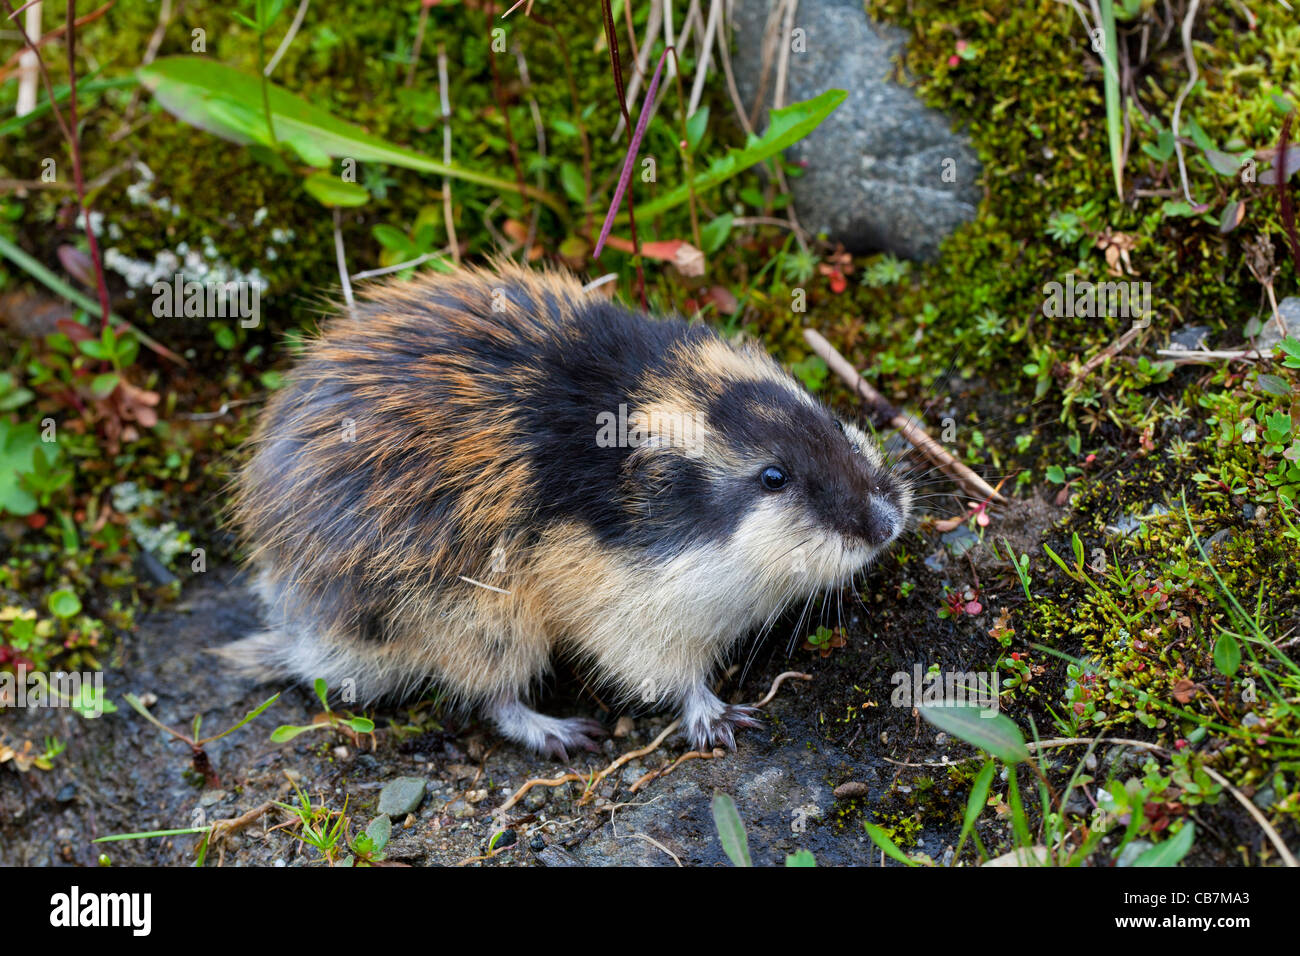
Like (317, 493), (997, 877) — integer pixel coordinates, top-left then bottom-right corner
(515, 44), (545, 261)
(804, 328), (1006, 504)
(611, 0), (662, 141)
(350, 248), (448, 281)
(753, 670), (811, 708)
(332, 207), (354, 311)
(405, 0), (429, 86)
(436, 44), (460, 263)
(265, 0), (309, 76)
(13, 0), (40, 115)
(715, 0), (755, 138)
(773, 0), (797, 112)
(1067, 323), (1144, 389)
(1155, 347), (1264, 364)
(2, 0), (116, 78)
(1030, 737), (1296, 867)
(495, 668), (809, 816)
(1201, 765), (1299, 866)
(1169, 0), (1202, 207)
(598, 0), (647, 306)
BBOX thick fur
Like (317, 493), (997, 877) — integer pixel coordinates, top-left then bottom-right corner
(218, 261), (911, 755)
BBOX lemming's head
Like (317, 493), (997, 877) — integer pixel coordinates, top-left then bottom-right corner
(612, 334), (912, 589)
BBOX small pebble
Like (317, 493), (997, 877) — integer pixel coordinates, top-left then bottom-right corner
(833, 781), (870, 799)
(378, 776), (427, 817)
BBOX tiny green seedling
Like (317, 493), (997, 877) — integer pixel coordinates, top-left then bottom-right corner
(711, 792), (817, 867)
(124, 690), (280, 786)
(270, 678), (376, 744)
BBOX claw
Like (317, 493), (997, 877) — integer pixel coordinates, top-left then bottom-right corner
(684, 700), (765, 752)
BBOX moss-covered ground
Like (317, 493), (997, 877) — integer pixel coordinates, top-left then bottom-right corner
(1, 0), (1297, 865)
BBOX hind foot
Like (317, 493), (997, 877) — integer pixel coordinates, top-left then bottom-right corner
(487, 698), (606, 760)
(681, 684), (763, 751)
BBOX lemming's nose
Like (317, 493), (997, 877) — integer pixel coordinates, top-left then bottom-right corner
(862, 496), (898, 546)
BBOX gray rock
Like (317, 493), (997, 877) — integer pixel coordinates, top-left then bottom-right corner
(1167, 325), (1212, 350)
(1259, 297), (1300, 352)
(377, 776), (427, 817)
(731, 0), (981, 259)
(536, 845), (583, 867)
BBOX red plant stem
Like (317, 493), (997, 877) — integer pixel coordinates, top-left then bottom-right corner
(598, 0), (644, 308)
(4, 1), (113, 334)
(64, 0), (112, 331)
(488, 3), (526, 205)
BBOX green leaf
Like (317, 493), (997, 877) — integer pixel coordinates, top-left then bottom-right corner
(314, 677), (329, 710)
(48, 588), (82, 619)
(559, 161), (586, 204)
(137, 57), (564, 215)
(372, 224), (414, 253)
(345, 716), (375, 733)
(302, 172), (370, 207)
(269, 723), (320, 743)
(1098, 0), (1123, 199)
(1258, 374), (1291, 396)
(1130, 823), (1195, 866)
(784, 849), (816, 867)
(1045, 464), (1066, 484)
(1141, 128), (1175, 162)
(1277, 338), (1300, 369)
(626, 90), (846, 221)
(90, 373), (121, 398)
(918, 705), (1029, 764)
(1213, 631), (1241, 678)
(711, 792), (752, 867)
(1202, 147), (1245, 177)
(700, 213), (734, 255)
(366, 814), (392, 852)
(685, 106), (709, 152)
(0, 421), (48, 516)
(956, 759), (996, 859)
(862, 821), (917, 866)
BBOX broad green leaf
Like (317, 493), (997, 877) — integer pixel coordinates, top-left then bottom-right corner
(559, 161), (586, 204)
(48, 588), (82, 618)
(1213, 631), (1241, 678)
(626, 90), (846, 221)
(711, 792), (751, 866)
(700, 213), (734, 255)
(0, 421), (58, 516)
(138, 57), (564, 214)
(956, 759), (996, 859)
(918, 705), (1029, 764)
(1130, 823), (1195, 866)
(863, 821), (917, 866)
(302, 173), (370, 207)
(685, 106), (709, 152)
(269, 723), (319, 743)
(366, 814), (392, 851)
(1098, 0), (1122, 199)
(784, 849), (816, 867)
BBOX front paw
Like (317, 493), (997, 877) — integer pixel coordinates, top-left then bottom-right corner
(539, 716), (607, 761)
(685, 701), (763, 752)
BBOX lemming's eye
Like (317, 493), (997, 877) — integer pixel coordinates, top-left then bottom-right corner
(759, 466), (788, 491)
